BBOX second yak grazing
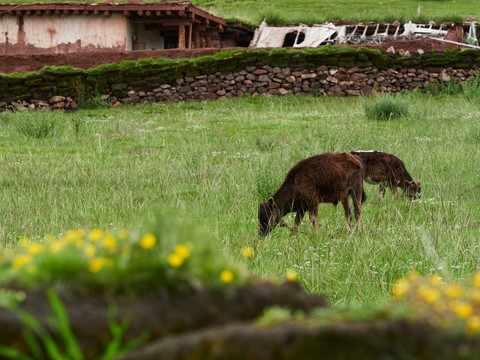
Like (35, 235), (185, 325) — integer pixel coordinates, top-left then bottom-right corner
(351, 150), (421, 199)
(258, 152), (365, 236)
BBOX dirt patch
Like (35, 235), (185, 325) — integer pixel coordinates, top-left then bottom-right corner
(0, 39), (461, 75)
(0, 48), (239, 74)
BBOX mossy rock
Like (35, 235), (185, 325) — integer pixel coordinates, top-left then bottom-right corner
(0, 282), (325, 359)
(338, 55), (357, 68)
(215, 58), (239, 74)
(23, 76), (44, 87)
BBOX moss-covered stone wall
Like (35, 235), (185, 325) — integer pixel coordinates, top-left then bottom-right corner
(0, 47), (479, 111)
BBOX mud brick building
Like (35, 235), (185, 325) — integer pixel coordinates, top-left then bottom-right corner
(0, 1), (228, 54)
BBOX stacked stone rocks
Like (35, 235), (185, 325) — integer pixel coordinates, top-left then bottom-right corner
(0, 65), (477, 112)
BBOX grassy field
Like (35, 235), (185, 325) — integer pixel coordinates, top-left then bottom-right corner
(2, 0), (477, 25)
(1, 93), (479, 306)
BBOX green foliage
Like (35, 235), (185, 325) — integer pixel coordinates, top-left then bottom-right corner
(118, 61), (137, 70)
(462, 75), (480, 102)
(0, 214), (247, 293)
(362, 93), (410, 120)
(40, 65), (80, 74)
(8, 110), (58, 138)
(0, 289), (147, 360)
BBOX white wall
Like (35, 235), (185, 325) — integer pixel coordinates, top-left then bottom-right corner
(0, 13), (128, 52)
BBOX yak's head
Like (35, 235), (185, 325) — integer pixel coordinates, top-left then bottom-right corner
(406, 180), (421, 199)
(258, 197), (281, 237)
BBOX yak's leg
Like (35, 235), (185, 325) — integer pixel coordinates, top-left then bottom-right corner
(352, 189), (363, 233)
(378, 184), (386, 200)
(292, 209), (305, 233)
(279, 220), (293, 231)
(391, 182), (399, 198)
(308, 198), (319, 234)
(341, 196), (353, 232)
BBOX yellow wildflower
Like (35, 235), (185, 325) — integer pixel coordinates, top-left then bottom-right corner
(286, 269), (298, 282)
(27, 243), (43, 255)
(89, 257), (107, 273)
(18, 238), (30, 247)
(467, 316), (480, 333)
(392, 279), (410, 299)
(429, 274), (443, 286)
(471, 290), (480, 304)
(140, 233), (156, 249)
(451, 301), (473, 319)
(84, 244), (96, 258)
(241, 246), (254, 258)
(88, 229), (103, 242)
(444, 283), (465, 299)
(50, 240), (65, 254)
(102, 234), (117, 251)
(408, 270), (419, 281)
(175, 244), (190, 259)
(12, 255), (33, 269)
(220, 270), (234, 283)
(64, 229), (85, 242)
(167, 253), (184, 267)
(473, 272), (480, 288)
(417, 284), (440, 303)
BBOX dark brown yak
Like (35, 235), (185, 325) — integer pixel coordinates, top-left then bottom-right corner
(258, 152), (365, 236)
(351, 150), (421, 199)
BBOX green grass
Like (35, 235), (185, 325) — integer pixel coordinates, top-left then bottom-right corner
(1, 94), (479, 306)
(2, 0), (478, 25)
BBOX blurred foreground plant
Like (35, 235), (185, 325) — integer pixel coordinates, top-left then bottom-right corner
(393, 271), (480, 334)
(0, 216), (247, 294)
(0, 288), (147, 360)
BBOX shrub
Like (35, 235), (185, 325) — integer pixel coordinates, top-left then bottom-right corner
(462, 75), (480, 102)
(10, 111), (58, 138)
(0, 215), (247, 294)
(392, 271), (480, 334)
(363, 93), (409, 121)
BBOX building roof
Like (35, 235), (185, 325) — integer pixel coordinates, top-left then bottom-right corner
(0, 1), (225, 28)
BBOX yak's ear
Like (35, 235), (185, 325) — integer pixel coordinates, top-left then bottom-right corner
(267, 197), (275, 205)
(416, 180), (421, 186)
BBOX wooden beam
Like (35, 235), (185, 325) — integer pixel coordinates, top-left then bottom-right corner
(129, 18), (191, 25)
(178, 24), (185, 49)
(188, 24), (192, 49)
(193, 29), (200, 48)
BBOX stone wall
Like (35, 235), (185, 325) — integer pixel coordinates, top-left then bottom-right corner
(0, 48), (479, 111)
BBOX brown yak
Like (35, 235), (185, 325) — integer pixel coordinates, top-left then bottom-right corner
(258, 152), (365, 236)
(351, 150), (421, 199)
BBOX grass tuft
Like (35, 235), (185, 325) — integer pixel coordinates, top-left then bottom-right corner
(362, 93), (409, 121)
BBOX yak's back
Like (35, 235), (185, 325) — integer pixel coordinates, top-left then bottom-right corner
(284, 152), (362, 191)
(351, 150), (411, 181)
